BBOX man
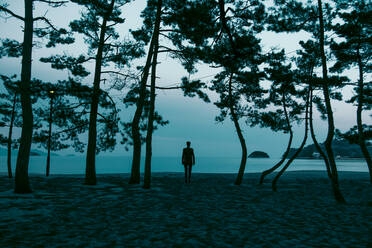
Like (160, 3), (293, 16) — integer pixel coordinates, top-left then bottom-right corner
(182, 141), (195, 184)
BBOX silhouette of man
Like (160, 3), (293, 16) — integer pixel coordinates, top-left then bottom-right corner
(182, 141), (195, 184)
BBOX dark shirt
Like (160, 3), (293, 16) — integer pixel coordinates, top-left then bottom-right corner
(182, 147), (195, 165)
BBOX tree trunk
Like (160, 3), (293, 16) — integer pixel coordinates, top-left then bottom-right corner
(309, 87), (331, 179)
(218, 1), (247, 185)
(85, 0), (115, 185)
(226, 74), (247, 185)
(15, 0), (34, 193)
(317, 0), (346, 203)
(46, 94), (53, 177)
(356, 46), (372, 183)
(129, 121), (142, 184)
(259, 94), (293, 184)
(7, 93), (17, 179)
(143, 0), (162, 189)
(129, 7), (159, 185)
(272, 90), (310, 192)
(218, 0), (237, 55)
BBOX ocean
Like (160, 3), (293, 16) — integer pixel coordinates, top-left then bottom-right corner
(0, 155), (368, 175)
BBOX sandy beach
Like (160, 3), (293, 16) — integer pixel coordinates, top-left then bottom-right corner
(0, 171), (371, 247)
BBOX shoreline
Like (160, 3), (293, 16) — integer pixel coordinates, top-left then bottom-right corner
(0, 169), (369, 177)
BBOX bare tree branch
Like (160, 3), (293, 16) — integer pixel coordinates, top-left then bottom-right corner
(0, 6), (24, 21)
(211, 30), (223, 47)
(33, 16), (58, 31)
(159, 32), (174, 41)
(101, 70), (140, 81)
(97, 112), (109, 122)
(55, 123), (88, 135)
(158, 45), (182, 54)
(159, 29), (182, 33)
(59, 102), (90, 110)
(100, 90), (118, 117)
(35, 0), (68, 7)
(104, 33), (113, 43)
(107, 22), (119, 28)
(147, 84), (182, 90)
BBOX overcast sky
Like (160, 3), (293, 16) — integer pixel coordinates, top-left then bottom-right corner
(0, 0), (370, 158)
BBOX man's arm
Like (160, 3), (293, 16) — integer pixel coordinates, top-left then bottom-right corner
(192, 149), (195, 165)
(182, 148), (185, 164)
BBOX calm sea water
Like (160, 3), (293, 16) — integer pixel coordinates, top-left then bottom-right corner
(0, 155), (368, 175)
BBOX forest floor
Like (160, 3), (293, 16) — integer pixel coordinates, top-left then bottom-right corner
(0, 171), (371, 247)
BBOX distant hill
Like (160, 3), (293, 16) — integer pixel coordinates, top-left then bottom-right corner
(248, 151), (270, 158)
(287, 140), (372, 159)
(0, 147), (58, 156)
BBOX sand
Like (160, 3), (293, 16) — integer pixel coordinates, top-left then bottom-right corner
(0, 171), (371, 247)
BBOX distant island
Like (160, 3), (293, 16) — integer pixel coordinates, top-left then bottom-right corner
(248, 151), (270, 158)
(30, 150), (43, 156)
(287, 140), (372, 159)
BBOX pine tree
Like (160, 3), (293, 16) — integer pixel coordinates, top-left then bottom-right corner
(143, 0), (210, 188)
(156, 0), (268, 185)
(330, 0), (372, 182)
(142, 0), (162, 189)
(272, 87), (311, 191)
(0, 0), (73, 193)
(298, 40), (332, 179)
(126, 0), (159, 185)
(0, 75), (22, 179)
(32, 81), (88, 177)
(208, 0), (267, 185)
(270, 50), (314, 191)
(126, 0), (210, 186)
(267, 0), (346, 203)
(253, 50), (303, 185)
(41, 0), (142, 185)
(317, 0), (345, 203)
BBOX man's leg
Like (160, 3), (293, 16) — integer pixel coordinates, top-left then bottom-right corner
(184, 165), (187, 183)
(188, 165), (192, 183)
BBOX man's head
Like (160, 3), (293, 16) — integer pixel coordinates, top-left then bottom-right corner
(186, 141), (191, 147)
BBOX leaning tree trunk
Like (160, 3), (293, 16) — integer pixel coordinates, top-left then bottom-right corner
(356, 46), (372, 183)
(309, 87), (331, 179)
(7, 93), (17, 179)
(85, 0), (115, 185)
(226, 74), (248, 185)
(272, 90), (310, 192)
(46, 94), (53, 177)
(143, 0), (162, 189)
(218, 1), (247, 185)
(129, 7), (158, 185)
(260, 94), (293, 184)
(317, 0), (346, 203)
(15, 0), (34, 193)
